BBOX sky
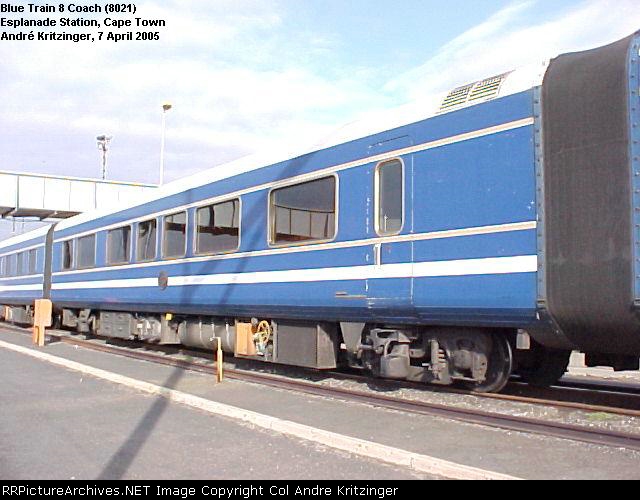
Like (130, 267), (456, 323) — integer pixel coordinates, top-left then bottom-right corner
(0, 0), (638, 238)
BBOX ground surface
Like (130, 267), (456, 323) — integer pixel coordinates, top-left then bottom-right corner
(1, 329), (639, 480)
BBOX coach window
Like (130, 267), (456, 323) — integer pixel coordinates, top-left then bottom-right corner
(196, 199), (240, 255)
(77, 234), (96, 269)
(0, 256), (4, 277)
(163, 211), (187, 259)
(16, 252), (25, 276)
(28, 249), (37, 275)
(62, 240), (74, 270)
(376, 159), (404, 236)
(7, 254), (16, 277)
(270, 176), (336, 245)
(107, 226), (131, 265)
(137, 219), (157, 262)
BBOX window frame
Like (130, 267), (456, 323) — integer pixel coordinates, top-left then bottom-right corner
(374, 158), (405, 237)
(267, 174), (339, 248)
(28, 248), (38, 275)
(16, 252), (26, 276)
(162, 210), (188, 260)
(106, 225), (132, 266)
(193, 197), (242, 256)
(5, 254), (12, 277)
(76, 234), (97, 270)
(136, 218), (158, 263)
(61, 240), (75, 271)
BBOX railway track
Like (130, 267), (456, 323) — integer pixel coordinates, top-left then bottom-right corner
(3, 323), (640, 452)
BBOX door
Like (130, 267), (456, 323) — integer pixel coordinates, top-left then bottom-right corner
(366, 138), (413, 318)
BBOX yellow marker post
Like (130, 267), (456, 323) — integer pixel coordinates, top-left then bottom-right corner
(33, 299), (52, 347)
(215, 338), (224, 383)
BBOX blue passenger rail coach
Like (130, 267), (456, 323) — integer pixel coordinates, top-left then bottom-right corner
(1, 32), (639, 392)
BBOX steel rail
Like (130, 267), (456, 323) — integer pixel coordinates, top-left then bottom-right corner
(3, 324), (640, 451)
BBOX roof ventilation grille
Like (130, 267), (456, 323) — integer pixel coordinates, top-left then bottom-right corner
(439, 72), (511, 113)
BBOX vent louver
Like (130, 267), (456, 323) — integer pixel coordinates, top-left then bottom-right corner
(439, 72), (511, 113)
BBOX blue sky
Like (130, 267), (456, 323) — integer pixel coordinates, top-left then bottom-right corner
(0, 0), (638, 238)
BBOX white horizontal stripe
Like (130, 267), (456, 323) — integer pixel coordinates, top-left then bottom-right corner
(0, 273), (44, 283)
(0, 284), (43, 293)
(53, 221), (537, 278)
(54, 118), (534, 243)
(51, 255), (537, 291)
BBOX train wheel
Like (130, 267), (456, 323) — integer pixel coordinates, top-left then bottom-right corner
(517, 342), (571, 388)
(466, 334), (513, 393)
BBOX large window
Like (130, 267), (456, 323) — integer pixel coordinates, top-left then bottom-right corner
(62, 240), (74, 270)
(137, 219), (157, 262)
(270, 176), (336, 245)
(107, 226), (131, 265)
(77, 235), (96, 269)
(376, 160), (404, 236)
(163, 212), (187, 258)
(28, 249), (37, 275)
(196, 199), (240, 255)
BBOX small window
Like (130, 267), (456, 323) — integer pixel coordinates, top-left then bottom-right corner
(21, 251), (29, 275)
(28, 249), (37, 275)
(62, 240), (74, 270)
(163, 212), (187, 258)
(376, 160), (404, 236)
(196, 199), (240, 255)
(16, 252), (25, 276)
(77, 235), (96, 269)
(270, 176), (336, 245)
(137, 219), (157, 262)
(0, 256), (4, 277)
(5, 254), (16, 277)
(107, 226), (131, 265)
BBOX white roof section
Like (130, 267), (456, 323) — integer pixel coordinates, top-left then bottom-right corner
(51, 61), (549, 235)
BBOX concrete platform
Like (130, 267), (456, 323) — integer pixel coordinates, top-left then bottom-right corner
(1, 329), (639, 480)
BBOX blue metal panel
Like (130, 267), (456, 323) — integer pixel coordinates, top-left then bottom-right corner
(95, 231), (107, 268)
(36, 247), (45, 274)
(406, 91), (533, 149)
(337, 167), (371, 242)
(413, 273), (537, 323)
(412, 230), (535, 263)
(412, 126), (536, 234)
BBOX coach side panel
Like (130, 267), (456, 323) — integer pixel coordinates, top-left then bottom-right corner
(0, 233), (48, 307)
(410, 91), (538, 327)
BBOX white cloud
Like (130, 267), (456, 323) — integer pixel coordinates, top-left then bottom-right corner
(0, 0), (638, 186)
(386, 0), (640, 101)
(0, 0), (378, 183)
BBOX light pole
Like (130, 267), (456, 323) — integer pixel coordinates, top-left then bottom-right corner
(159, 102), (172, 185)
(96, 134), (113, 180)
